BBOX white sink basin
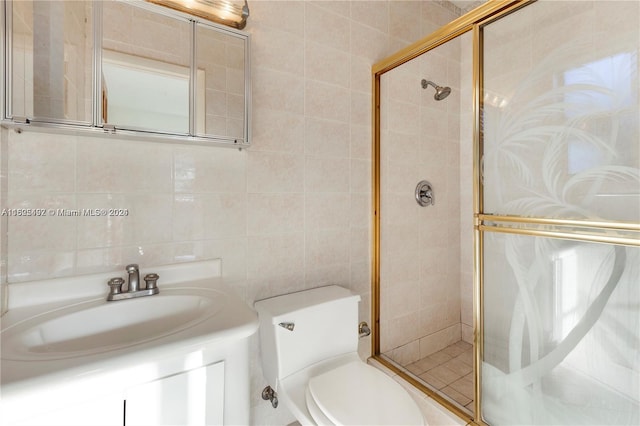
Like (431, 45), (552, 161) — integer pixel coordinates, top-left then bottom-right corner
(1, 288), (224, 360)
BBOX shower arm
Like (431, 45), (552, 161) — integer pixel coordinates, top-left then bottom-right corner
(421, 79), (437, 90)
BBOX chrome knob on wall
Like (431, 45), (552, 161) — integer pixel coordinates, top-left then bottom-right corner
(415, 180), (434, 207)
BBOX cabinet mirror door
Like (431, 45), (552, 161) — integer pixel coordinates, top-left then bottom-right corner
(195, 22), (247, 142)
(101, 1), (191, 134)
(10, 0), (93, 124)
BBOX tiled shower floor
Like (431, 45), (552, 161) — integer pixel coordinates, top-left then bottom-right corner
(405, 340), (475, 413)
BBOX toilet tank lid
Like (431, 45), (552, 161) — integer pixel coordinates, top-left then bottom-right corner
(254, 285), (360, 323)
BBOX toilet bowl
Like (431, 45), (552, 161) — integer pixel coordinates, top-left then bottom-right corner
(255, 285), (424, 425)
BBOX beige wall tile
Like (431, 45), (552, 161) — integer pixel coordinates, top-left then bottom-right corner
(252, 67), (304, 114)
(351, 1), (388, 33)
(8, 131), (76, 193)
(305, 3), (350, 51)
(251, 26), (304, 75)
(173, 146), (246, 193)
(305, 80), (351, 122)
(8, 193), (76, 253)
(389, 1), (422, 43)
(250, 108), (305, 153)
(304, 117), (350, 158)
(247, 1), (305, 36)
(247, 193), (304, 236)
(77, 138), (173, 193)
(305, 156), (350, 193)
(306, 192), (350, 233)
(351, 21), (390, 62)
(305, 41), (351, 88)
(247, 151), (304, 193)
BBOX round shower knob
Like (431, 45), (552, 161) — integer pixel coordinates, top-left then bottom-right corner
(415, 180), (434, 207)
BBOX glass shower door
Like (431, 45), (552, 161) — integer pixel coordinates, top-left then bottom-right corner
(479, 1), (640, 424)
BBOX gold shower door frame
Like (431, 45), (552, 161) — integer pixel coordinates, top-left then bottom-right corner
(371, 0), (640, 424)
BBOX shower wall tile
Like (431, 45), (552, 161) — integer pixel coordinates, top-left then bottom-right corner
(389, 67), (421, 106)
(419, 324), (461, 358)
(386, 132), (420, 164)
(389, 99), (421, 134)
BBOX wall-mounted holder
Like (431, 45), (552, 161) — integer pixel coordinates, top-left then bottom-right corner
(415, 180), (434, 206)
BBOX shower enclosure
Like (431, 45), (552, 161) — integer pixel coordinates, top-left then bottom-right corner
(373, 1), (639, 424)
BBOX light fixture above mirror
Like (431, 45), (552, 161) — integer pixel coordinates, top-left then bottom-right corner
(147, 0), (249, 29)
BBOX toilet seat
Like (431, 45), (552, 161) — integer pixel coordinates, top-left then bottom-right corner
(305, 361), (424, 425)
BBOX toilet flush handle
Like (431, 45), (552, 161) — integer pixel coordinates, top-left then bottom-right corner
(278, 322), (295, 331)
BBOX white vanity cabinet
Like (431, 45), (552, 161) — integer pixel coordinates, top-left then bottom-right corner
(126, 361), (225, 426)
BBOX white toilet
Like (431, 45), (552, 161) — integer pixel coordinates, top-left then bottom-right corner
(255, 285), (425, 425)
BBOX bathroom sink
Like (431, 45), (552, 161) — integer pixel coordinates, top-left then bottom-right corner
(1, 288), (224, 360)
(0, 261), (260, 426)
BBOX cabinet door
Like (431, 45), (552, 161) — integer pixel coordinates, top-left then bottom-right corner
(12, 393), (123, 426)
(125, 361), (225, 426)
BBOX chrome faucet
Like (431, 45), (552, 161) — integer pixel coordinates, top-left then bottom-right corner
(126, 264), (140, 292)
(107, 264), (160, 301)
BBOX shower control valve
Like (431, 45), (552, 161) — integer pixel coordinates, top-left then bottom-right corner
(415, 180), (434, 207)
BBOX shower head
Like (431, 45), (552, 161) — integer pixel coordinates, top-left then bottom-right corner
(421, 79), (451, 101)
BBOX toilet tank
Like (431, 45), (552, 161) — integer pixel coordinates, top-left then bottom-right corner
(254, 285), (361, 388)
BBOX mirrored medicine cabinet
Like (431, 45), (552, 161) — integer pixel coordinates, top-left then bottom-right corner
(2, 0), (250, 147)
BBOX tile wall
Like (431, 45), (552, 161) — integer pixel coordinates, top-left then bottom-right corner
(1, 1), (471, 424)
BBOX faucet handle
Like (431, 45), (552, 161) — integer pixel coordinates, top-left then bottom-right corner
(107, 277), (125, 296)
(144, 273), (159, 290)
